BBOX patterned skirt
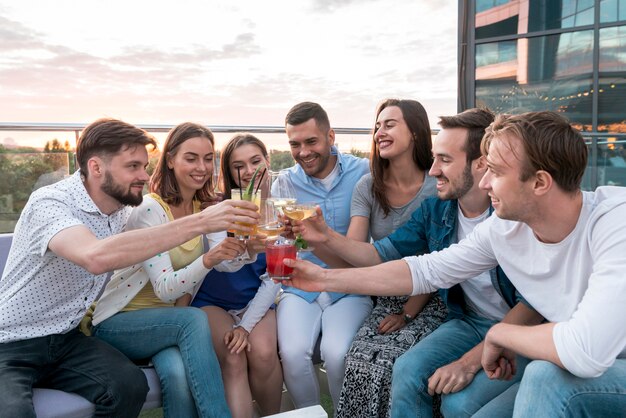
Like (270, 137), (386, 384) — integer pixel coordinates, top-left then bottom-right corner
(335, 294), (447, 418)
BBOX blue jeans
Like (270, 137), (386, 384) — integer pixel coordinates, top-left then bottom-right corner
(0, 328), (148, 418)
(93, 307), (230, 418)
(391, 314), (529, 418)
(476, 359), (626, 417)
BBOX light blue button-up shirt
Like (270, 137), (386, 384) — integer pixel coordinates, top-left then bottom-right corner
(278, 146), (369, 303)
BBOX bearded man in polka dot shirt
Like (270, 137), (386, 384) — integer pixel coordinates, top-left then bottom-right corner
(0, 118), (259, 417)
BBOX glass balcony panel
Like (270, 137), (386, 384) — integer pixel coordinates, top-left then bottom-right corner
(0, 152), (69, 233)
(596, 141), (626, 186)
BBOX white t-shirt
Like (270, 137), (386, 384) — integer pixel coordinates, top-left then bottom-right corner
(457, 205), (510, 320)
(405, 187), (626, 378)
(317, 159), (340, 191)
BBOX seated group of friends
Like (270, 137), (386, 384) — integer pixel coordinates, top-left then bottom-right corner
(0, 100), (624, 418)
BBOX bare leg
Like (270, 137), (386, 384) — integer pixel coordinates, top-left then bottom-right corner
(202, 306), (253, 418)
(247, 309), (283, 415)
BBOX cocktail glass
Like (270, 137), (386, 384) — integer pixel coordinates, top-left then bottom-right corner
(229, 188), (261, 261)
(283, 202), (317, 251)
(266, 239), (297, 280)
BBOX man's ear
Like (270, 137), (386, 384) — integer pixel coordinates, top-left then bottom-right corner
(533, 170), (553, 196)
(87, 157), (104, 178)
(327, 128), (335, 147)
(473, 155), (488, 173)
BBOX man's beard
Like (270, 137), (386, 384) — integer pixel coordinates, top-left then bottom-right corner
(101, 171), (144, 206)
(442, 163), (474, 200)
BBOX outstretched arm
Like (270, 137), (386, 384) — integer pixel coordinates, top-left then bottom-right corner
(293, 208), (383, 268)
(49, 199), (259, 275)
(282, 257), (415, 296)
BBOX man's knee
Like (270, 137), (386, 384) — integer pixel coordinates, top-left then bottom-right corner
(104, 363), (149, 414)
(440, 389), (473, 418)
(392, 350), (429, 387)
(2, 397), (36, 418)
(520, 360), (561, 388)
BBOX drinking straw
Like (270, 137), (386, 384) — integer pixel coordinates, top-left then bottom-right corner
(237, 167), (243, 198)
(254, 168), (267, 194)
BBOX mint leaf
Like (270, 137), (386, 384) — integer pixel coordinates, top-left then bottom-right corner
(295, 235), (308, 250)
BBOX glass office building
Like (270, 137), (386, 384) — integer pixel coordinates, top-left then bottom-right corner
(459, 0), (626, 189)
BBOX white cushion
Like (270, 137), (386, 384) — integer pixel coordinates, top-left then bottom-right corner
(33, 367), (161, 418)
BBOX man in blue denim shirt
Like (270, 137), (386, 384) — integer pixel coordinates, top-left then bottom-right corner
(275, 102), (372, 409)
(290, 108), (542, 417)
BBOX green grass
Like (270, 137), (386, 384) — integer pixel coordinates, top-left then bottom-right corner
(320, 393), (334, 416)
(138, 408), (162, 418)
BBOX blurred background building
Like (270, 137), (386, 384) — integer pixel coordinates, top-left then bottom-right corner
(458, 0), (626, 189)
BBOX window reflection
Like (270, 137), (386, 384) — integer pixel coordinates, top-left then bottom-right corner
(475, 31), (593, 129)
(599, 26), (626, 132)
(600, 0), (626, 23)
(476, 0), (596, 40)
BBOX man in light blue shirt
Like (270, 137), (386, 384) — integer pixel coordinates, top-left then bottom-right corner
(276, 102), (372, 409)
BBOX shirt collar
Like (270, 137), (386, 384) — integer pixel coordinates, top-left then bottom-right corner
(70, 170), (124, 217)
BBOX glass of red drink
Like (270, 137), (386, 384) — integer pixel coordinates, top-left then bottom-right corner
(266, 239), (297, 280)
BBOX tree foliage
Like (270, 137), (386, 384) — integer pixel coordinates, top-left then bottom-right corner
(269, 150), (295, 170)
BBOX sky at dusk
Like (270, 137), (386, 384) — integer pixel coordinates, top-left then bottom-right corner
(0, 0), (458, 150)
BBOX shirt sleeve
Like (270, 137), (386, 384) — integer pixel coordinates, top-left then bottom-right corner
(350, 175), (372, 218)
(237, 275), (281, 333)
(26, 189), (84, 257)
(373, 201), (430, 261)
(405, 217), (498, 295)
(552, 201), (626, 378)
(126, 198), (210, 303)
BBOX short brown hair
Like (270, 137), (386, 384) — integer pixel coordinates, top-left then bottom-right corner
(220, 133), (268, 199)
(439, 108), (495, 164)
(285, 102), (330, 134)
(482, 111), (587, 192)
(76, 118), (156, 178)
(150, 122), (215, 205)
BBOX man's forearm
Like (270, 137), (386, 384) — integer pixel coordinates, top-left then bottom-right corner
(462, 304), (543, 372)
(486, 322), (563, 367)
(55, 213), (207, 275)
(321, 259), (413, 296)
(325, 228), (383, 267)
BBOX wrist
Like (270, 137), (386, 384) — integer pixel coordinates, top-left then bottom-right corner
(459, 352), (482, 374)
(397, 310), (414, 324)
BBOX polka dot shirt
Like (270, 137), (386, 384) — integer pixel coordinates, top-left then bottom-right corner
(0, 171), (131, 343)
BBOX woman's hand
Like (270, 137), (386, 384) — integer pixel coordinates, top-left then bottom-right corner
(377, 313), (407, 334)
(174, 294), (192, 306)
(278, 214), (296, 240)
(291, 207), (329, 244)
(200, 200), (259, 234)
(203, 237), (246, 268)
(224, 326), (251, 354)
(246, 234), (267, 256)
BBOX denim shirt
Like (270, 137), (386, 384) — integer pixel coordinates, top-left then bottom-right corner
(374, 197), (526, 319)
(279, 147), (369, 303)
